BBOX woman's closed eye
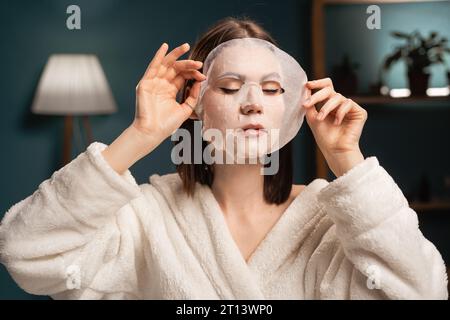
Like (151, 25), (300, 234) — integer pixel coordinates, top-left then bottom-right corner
(262, 81), (285, 95)
(220, 87), (240, 94)
(263, 88), (285, 95)
(219, 87), (285, 95)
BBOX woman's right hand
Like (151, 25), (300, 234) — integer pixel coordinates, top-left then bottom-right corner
(101, 43), (206, 175)
(132, 42), (206, 139)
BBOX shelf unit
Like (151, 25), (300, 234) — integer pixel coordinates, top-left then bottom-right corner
(311, 0), (450, 214)
(349, 95), (450, 106)
(410, 201), (450, 212)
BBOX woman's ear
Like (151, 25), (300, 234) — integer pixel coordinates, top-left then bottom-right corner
(184, 86), (200, 120)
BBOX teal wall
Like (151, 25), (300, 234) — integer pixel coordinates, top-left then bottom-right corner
(0, 0), (314, 299)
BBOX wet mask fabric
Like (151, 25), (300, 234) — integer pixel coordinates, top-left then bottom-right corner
(193, 38), (308, 159)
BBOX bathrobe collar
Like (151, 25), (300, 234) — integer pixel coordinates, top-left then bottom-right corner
(149, 173), (328, 299)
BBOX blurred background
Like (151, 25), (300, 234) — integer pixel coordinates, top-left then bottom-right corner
(0, 0), (449, 299)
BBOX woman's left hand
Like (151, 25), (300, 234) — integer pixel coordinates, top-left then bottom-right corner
(303, 77), (368, 177)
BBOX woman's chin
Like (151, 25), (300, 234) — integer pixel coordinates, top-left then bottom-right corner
(230, 142), (270, 163)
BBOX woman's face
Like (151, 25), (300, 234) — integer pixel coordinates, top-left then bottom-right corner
(201, 44), (286, 160)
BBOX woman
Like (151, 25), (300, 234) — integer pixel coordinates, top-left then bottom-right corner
(0, 17), (447, 299)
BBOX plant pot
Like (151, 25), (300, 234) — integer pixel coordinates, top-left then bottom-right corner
(407, 70), (430, 96)
(332, 71), (358, 95)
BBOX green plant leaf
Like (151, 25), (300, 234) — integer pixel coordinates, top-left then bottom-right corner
(383, 48), (403, 69)
(391, 31), (411, 39)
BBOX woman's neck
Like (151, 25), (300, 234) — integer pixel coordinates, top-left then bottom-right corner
(211, 163), (269, 220)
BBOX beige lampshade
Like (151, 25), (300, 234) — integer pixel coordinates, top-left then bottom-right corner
(31, 54), (117, 115)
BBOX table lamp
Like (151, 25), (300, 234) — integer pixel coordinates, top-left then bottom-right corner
(31, 54), (117, 166)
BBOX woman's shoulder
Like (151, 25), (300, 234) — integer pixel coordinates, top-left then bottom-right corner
(143, 172), (184, 196)
(291, 184), (306, 199)
(136, 172), (193, 213)
(290, 178), (330, 200)
(148, 172), (181, 185)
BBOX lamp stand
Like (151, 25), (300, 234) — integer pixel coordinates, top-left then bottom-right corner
(62, 115), (94, 166)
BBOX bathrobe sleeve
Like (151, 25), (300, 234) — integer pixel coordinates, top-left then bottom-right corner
(0, 142), (147, 299)
(315, 156), (448, 300)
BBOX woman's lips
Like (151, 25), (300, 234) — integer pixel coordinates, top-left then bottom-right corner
(244, 128), (266, 136)
(241, 123), (264, 130)
(236, 127), (268, 137)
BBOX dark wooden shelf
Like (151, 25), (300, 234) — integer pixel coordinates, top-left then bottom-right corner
(348, 95), (450, 106)
(410, 201), (450, 212)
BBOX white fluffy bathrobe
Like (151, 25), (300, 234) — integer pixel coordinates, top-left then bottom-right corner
(0, 142), (447, 300)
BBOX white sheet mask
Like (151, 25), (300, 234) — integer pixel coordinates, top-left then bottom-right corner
(194, 38), (308, 160)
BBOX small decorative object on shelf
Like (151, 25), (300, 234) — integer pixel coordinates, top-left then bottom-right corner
(418, 173), (431, 203)
(382, 30), (450, 96)
(331, 53), (359, 95)
(368, 79), (385, 96)
(444, 175), (450, 200)
(409, 174), (450, 213)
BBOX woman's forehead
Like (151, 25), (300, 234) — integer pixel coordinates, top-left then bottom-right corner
(210, 45), (281, 79)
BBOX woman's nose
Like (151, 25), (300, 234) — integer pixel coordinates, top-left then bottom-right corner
(240, 103), (263, 115)
(240, 85), (264, 114)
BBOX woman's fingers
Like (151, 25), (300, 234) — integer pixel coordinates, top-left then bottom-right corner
(303, 79), (358, 127)
(306, 77), (334, 90)
(174, 60), (203, 71)
(334, 99), (353, 125)
(303, 88), (320, 124)
(164, 60), (203, 81)
(303, 86), (333, 108)
(172, 70), (206, 90)
(316, 93), (345, 121)
(157, 43), (191, 78)
(162, 43), (191, 68)
(143, 43), (169, 79)
(182, 69), (206, 81)
(304, 86), (312, 100)
(141, 42), (204, 85)
(179, 81), (202, 116)
(305, 98), (319, 123)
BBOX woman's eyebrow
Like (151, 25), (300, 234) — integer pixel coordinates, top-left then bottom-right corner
(217, 72), (245, 81)
(216, 71), (281, 82)
(261, 72), (281, 81)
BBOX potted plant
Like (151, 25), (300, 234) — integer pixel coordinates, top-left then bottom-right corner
(382, 30), (450, 96)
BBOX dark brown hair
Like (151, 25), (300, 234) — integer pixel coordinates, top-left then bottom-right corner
(176, 16), (293, 204)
